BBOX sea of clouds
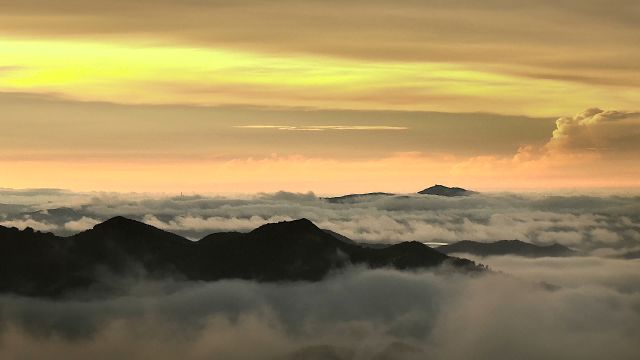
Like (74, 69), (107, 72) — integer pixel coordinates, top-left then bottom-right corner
(1, 189), (639, 359)
(1, 188), (639, 254)
(1, 258), (639, 360)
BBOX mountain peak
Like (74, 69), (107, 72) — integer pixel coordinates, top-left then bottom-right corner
(250, 218), (321, 235)
(418, 184), (475, 197)
(439, 239), (575, 257)
(324, 192), (395, 203)
(0, 215), (484, 296)
(289, 218), (317, 226)
(85, 216), (188, 244)
(94, 216), (146, 229)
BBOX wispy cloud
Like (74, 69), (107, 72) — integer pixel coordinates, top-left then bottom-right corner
(234, 125), (408, 131)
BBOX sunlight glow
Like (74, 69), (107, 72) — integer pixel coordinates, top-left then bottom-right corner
(2, 37), (637, 116)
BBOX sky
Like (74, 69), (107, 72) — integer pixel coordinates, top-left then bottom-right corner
(1, 0), (639, 193)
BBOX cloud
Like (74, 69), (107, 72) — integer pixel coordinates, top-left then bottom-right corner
(1, 93), (637, 192)
(461, 255), (640, 292)
(446, 108), (640, 190)
(0, 259), (639, 359)
(234, 125), (408, 131)
(1, 189), (639, 253)
(536, 230), (584, 246)
(547, 108), (640, 155)
(0, 0), (638, 91)
(64, 216), (101, 232)
(0, 217), (57, 232)
(142, 214), (295, 235)
(590, 228), (622, 244)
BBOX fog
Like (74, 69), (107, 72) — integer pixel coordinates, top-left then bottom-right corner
(1, 258), (639, 360)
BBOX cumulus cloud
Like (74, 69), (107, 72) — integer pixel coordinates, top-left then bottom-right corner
(447, 107), (640, 191)
(0, 259), (639, 360)
(546, 108), (640, 154)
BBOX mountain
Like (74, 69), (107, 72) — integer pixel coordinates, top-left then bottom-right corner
(324, 192), (395, 203)
(0, 217), (483, 297)
(322, 229), (359, 245)
(438, 240), (576, 257)
(0, 216), (195, 296)
(418, 184), (476, 197)
(22, 207), (83, 222)
(615, 249), (640, 259)
(323, 186), (477, 202)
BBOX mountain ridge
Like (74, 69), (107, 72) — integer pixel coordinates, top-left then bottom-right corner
(324, 192), (395, 203)
(0, 217), (484, 297)
(438, 239), (576, 257)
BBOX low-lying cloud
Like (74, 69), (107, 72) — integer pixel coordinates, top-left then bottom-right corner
(1, 187), (639, 359)
(0, 258), (638, 359)
(1, 189), (639, 254)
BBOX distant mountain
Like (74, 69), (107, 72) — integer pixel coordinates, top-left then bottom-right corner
(324, 192), (395, 203)
(418, 185), (476, 197)
(0, 217), (483, 297)
(615, 249), (640, 259)
(438, 240), (575, 257)
(324, 186), (476, 202)
(20, 206), (84, 223)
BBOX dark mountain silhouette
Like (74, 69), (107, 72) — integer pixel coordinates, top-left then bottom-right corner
(322, 229), (359, 245)
(323, 186), (477, 202)
(23, 207), (83, 222)
(438, 240), (575, 257)
(418, 184), (476, 197)
(324, 192), (395, 203)
(615, 249), (640, 259)
(321, 230), (393, 249)
(0, 217), (483, 297)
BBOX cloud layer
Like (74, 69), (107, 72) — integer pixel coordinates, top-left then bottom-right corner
(2, 189), (639, 359)
(1, 259), (639, 360)
(1, 189), (639, 255)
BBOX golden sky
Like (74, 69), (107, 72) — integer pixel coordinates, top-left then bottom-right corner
(1, 0), (639, 193)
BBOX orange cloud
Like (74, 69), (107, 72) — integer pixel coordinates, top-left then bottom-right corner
(546, 108), (640, 155)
